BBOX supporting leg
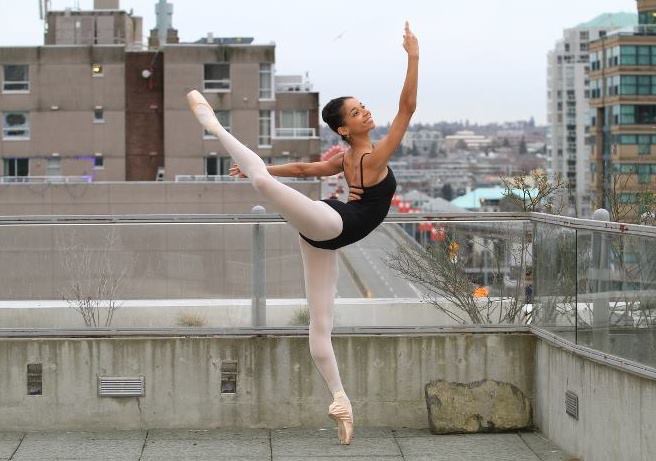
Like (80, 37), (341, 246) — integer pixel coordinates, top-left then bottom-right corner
(298, 235), (344, 394)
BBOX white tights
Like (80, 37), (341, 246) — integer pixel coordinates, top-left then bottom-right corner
(188, 92), (346, 396)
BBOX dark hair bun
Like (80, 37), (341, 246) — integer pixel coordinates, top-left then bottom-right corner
(322, 96), (352, 143)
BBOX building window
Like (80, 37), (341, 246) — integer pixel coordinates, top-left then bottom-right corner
(47, 157), (61, 176)
(618, 46), (656, 66)
(590, 51), (601, 71)
(94, 108), (104, 123)
(277, 110), (313, 137)
(619, 192), (637, 204)
(638, 164), (651, 184)
(639, 11), (656, 25)
(258, 110), (272, 147)
(259, 63), (273, 99)
(204, 110), (230, 137)
(2, 112), (30, 139)
(607, 46), (619, 67)
(205, 156), (218, 175)
(94, 154), (104, 169)
(2, 64), (29, 92)
(92, 63), (103, 76)
(3, 158), (29, 177)
(204, 63), (230, 91)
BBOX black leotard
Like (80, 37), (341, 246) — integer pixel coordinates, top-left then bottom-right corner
(299, 153), (397, 250)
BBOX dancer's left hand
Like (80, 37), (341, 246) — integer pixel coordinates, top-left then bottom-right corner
(403, 21), (419, 58)
(229, 163), (248, 178)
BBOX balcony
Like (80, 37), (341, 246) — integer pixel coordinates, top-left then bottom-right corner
(275, 75), (313, 93)
(273, 127), (318, 139)
(0, 212), (654, 460)
(0, 175), (93, 184)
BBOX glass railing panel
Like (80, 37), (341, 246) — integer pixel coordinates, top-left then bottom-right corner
(267, 219), (533, 328)
(0, 222), (254, 329)
(576, 229), (656, 368)
(531, 221), (577, 342)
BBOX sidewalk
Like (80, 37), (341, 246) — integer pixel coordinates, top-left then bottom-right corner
(1, 427), (571, 460)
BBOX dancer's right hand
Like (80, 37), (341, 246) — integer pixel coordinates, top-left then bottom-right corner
(229, 163), (247, 178)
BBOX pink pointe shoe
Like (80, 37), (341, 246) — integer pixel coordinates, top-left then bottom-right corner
(328, 390), (353, 445)
(186, 90), (220, 133)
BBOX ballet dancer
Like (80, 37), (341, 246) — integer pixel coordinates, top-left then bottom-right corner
(187, 21), (418, 445)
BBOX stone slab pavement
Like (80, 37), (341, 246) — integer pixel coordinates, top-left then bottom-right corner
(0, 427), (573, 460)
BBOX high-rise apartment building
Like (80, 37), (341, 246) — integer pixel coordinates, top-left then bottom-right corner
(547, 13), (636, 218)
(0, 1), (319, 182)
(588, 1), (656, 219)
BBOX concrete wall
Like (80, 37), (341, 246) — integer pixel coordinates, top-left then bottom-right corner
(0, 46), (126, 180)
(0, 331), (536, 431)
(534, 338), (656, 461)
(163, 45), (320, 179)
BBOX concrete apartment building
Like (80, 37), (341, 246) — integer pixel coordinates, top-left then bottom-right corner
(0, 0), (320, 182)
(588, 0), (656, 219)
(546, 13), (636, 218)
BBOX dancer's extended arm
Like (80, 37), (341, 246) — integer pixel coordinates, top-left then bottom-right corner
(370, 21), (418, 167)
(229, 154), (343, 178)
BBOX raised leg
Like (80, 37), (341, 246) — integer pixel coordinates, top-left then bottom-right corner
(187, 90), (342, 242)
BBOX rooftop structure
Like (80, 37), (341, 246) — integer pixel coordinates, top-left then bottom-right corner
(0, 211), (654, 461)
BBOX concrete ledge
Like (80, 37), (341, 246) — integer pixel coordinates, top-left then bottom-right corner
(0, 331), (535, 431)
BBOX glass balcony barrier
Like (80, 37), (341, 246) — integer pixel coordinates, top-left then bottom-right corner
(0, 212), (654, 371)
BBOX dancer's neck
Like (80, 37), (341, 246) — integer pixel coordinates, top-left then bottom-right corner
(348, 135), (373, 154)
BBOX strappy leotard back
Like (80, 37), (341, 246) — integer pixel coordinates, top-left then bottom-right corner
(342, 152), (374, 190)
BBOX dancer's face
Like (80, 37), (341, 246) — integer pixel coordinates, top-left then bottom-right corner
(338, 98), (375, 138)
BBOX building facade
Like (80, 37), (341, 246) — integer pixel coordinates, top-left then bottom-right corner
(0, 0), (320, 182)
(588, 1), (656, 219)
(547, 13), (636, 218)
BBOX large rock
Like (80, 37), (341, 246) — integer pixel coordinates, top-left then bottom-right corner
(425, 379), (532, 434)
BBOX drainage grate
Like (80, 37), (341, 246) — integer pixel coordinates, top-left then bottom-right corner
(97, 376), (145, 397)
(565, 390), (579, 420)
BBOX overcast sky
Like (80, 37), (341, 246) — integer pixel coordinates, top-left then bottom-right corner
(0, 0), (637, 125)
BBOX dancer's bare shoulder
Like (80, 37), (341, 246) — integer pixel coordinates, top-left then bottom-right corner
(301, 152), (343, 177)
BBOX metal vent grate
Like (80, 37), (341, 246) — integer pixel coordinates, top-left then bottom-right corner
(98, 376), (145, 397)
(27, 363), (43, 396)
(565, 390), (579, 419)
(220, 360), (238, 394)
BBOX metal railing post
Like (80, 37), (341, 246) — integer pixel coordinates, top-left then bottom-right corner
(251, 205), (266, 327)
(591, 208), (610, 351)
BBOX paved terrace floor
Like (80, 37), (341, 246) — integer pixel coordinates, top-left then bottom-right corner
(0, 428), (572, 460)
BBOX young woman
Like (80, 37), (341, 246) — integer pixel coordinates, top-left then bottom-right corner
(187, 22), (418, 445)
